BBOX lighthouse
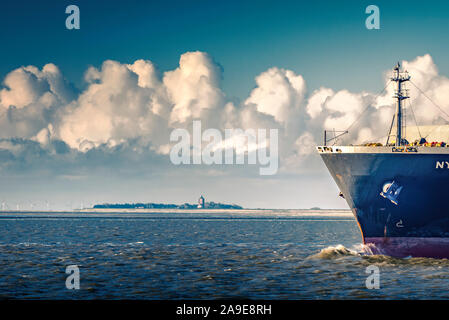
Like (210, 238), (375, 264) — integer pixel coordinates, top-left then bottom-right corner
(198, 195), (205, 209)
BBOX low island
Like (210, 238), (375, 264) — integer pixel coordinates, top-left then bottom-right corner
(93, 202), (243, 209)
(93, 196), (243, 210)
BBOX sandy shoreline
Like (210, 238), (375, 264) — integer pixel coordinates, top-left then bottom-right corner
(0, 208), (353, 217)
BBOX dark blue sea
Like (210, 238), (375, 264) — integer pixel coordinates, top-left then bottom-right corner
(1, 210), (449, 299)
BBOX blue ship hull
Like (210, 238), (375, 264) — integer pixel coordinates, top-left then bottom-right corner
(319, 150), (449, 258)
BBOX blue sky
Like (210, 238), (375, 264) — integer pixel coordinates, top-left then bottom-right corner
(0, 0), (449, 209)
(2, 0), (449, 100)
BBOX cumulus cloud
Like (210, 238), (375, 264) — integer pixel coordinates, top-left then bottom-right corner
(0, 52), (448, 178)
(306, 87), (334, 119)
(0, 64), (75, 109)
(396, 54), (449, 125)
(54, 52), (230, 152)
(0, 67), (49, 109)
(165, 51), (225, 125)
(245, 67), (305, 123)
(56, 59), (168, 151)
(0, 64), (76, 140)
(301, 54), (449, 145)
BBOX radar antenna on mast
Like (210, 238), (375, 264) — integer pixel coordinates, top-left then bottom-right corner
(390, 62), (410, 146)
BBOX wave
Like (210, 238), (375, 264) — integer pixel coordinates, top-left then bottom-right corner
(307, 244), (361, 259)
(309, 243), (449, 266)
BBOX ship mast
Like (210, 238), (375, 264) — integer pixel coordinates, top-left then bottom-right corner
(391, 62), (410, 146)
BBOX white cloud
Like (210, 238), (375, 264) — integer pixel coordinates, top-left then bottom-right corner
(306, 88), (334, 119)
(245, 67), (305, 123)
(1, 52), (449, 175)
(0, 67), (49, 109)
(0, 64), (75, 140)
(56, 59), (168, 151)
(56, 52), (228, 152)
(164, 51), (225, 125)
(0, 64), (75, 109)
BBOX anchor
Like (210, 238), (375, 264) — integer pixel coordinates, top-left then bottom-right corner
(380, 180), (403, 205)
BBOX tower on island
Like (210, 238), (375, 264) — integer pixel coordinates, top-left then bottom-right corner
(198, 195), (205, 209)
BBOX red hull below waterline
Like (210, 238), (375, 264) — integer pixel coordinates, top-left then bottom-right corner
(364, 237), (449, 259)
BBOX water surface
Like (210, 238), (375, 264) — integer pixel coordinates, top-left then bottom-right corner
(0, 210), (448, 299)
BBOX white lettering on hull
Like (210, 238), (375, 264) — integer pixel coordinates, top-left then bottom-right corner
(435, 161), (449, 169)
